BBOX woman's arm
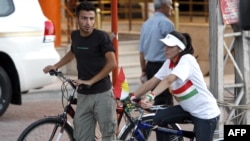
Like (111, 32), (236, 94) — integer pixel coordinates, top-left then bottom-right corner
(134, 77), (161, 98)
(151, 74), (177, 97)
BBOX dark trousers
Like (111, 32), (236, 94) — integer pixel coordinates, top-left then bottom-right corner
(145, 61), (173, 105)
(153, 105), (219, 141)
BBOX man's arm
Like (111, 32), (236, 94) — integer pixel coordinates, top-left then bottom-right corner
(140, 52), (146, 72)
(43, 51), (74, 73)
(88, 51), (117, 85)
(139, 52), (148, 83)
(54, 51), (75, 69)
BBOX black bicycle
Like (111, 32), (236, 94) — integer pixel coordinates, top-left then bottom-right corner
(17, 70), (76, 141)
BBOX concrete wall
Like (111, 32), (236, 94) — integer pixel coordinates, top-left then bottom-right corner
(179, 24), (211, 75)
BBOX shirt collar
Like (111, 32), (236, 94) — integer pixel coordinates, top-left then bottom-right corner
(169, 56), (180, 69)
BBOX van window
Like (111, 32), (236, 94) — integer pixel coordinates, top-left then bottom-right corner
(0, 0), (14, 16)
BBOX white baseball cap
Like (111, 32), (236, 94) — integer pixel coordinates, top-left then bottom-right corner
(160, 34), (186, 50)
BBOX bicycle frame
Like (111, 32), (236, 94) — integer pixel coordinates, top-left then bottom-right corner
(116, 100), (137, 129)
(117, 100), (195, 141)
(133, 119), (195, 141)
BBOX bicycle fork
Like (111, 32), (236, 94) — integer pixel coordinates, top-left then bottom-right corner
(130, 120), (153, 141)
(48, 122), (65, 141)
(52, 114), (70, 141)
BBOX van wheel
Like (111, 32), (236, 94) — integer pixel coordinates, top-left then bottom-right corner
(0, 66), (12, 116)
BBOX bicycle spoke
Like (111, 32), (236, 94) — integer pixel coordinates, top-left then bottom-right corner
(18, 118), (74, 141)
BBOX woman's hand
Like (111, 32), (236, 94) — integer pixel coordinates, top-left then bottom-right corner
(130, 93), (136, 102)
(130, 93), (153, 109)
(140, 98), (153, 109)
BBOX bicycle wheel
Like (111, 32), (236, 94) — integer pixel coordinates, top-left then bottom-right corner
(118, 114), (184, 141)
(17, 117), (74, 141)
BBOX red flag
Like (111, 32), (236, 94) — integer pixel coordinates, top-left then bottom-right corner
(113, 67), (129, 100)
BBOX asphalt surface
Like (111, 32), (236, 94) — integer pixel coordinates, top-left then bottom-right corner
(0, 75), (141, 141)
(0, 74), (232, 141)
(0, 77), (72, 141)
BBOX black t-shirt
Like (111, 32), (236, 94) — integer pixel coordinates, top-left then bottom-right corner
(70, 29), (115, 94)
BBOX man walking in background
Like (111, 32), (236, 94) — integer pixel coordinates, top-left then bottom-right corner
(138, 0), (175, 105)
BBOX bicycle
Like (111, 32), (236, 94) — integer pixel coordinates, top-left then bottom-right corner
(17, 70), (183, 141)
(117, 99), (225, 141)
(117, 99), (194, 141)
(17, 70), (76, 141)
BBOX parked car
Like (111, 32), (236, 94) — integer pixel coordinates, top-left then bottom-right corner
(0, 0), (60, 116)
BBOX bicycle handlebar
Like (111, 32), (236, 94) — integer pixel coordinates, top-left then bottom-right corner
(124, 98), (168, 114)
(49, 70), (76, 89)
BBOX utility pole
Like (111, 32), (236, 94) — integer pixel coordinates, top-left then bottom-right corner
(111, 0), (119, 85)
(209, 0), (250, 138)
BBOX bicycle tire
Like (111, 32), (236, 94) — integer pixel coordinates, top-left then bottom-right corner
(17, 117), (74, 141)
(118, 114), (184, 141)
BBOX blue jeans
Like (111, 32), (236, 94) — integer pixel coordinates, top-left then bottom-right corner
(192, 114), (219, 141)
(153, 105), (219, 141)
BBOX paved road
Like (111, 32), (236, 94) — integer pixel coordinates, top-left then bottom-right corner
(1, 74), (231, 141)
(0, 80), (193, 141)
(0, 77), (141, 141)
(0, 90), (64, 140)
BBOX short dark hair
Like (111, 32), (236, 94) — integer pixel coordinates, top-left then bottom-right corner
(76, 1), (96, 17)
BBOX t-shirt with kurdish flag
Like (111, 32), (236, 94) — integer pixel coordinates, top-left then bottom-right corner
(155, 54), (220, 119)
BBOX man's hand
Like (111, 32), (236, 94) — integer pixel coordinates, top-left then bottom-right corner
(140, 72), (147, 84)
(43, 65), (57, 73)
(73, 79), (92, 87)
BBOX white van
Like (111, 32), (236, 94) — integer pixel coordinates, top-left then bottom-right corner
(0, 0), (60, 115)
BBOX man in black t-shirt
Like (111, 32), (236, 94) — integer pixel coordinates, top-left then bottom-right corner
(43, 1), (117, 141)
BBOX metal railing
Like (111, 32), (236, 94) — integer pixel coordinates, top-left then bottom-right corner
(61, 0), (208, 44)
(175, 0), (208, 22)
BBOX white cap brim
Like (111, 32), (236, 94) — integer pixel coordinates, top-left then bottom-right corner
(160, 34), (186, 50)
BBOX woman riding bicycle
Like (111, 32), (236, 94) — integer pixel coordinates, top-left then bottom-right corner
(131, 31), (220, 141)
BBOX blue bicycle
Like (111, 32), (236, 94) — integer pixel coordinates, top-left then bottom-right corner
(117, 99), (195, 141)
(117, 99), (224, 141)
